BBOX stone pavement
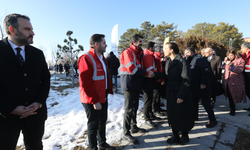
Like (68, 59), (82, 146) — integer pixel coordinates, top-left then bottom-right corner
(118, 94), (250, 150)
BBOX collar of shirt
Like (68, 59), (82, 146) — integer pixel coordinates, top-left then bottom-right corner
(208, 54), (213, 61)
(8, 38), (26, 60)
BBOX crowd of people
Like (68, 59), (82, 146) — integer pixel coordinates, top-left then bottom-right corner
(1, 13), (250, 150)
(78, 33), (250, 149)
(53, 61), (78, 77)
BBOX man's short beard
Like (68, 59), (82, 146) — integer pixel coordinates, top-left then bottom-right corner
(15, 29), (33, 45)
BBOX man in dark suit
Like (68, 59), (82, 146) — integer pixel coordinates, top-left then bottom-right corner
(204, 48), (222, 107)
(185, 47), (217, 128)
(0, 13), (50, 150)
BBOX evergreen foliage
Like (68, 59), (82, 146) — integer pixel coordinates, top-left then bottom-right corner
(176, 36), (228, 60)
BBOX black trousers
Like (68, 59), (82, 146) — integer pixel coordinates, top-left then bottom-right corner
(0, 121), (44, 150)
(193, 96), (216, 122)
(83, 101), (108, 150)
(226, 85), (235, 112)
(211, 84), (217, 105)
(143, 90), (154, 121)
(153, 83), (161, 112)
(123, 90), (139, 135)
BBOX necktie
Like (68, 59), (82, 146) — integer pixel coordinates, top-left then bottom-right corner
(15, 47), (24, 66)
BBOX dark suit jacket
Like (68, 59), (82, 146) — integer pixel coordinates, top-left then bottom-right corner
(208, 54), (222, 85)
(0, 38), (50, 128)
(187, 54), (212, 97)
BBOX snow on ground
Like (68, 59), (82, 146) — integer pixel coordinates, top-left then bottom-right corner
(17, 77), (145, 150)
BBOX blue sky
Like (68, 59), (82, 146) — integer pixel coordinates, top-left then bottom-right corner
(1, 0), (249, 61)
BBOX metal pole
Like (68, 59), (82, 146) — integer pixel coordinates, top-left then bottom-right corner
(229, 38), (232, 49)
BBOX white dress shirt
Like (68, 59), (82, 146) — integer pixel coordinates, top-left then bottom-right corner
(8, 38), (25, 61)
(97, 54), (107, 89)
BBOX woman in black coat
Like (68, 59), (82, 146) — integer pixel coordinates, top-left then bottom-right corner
(155, 42), (194, 145)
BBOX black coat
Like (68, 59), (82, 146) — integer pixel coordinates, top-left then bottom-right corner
(208, 54), (222, 85)
(107, 53), (120, 75)
(187, 54), (212, 97)
(59, 64), (63, 72)
(155, 54), (194, 131)
(0, 38), (50, 128)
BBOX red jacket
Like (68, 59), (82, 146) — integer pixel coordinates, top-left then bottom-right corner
(78, 47), (113, 104)
(120, 43), (147, 91)
(154, 52), (163, 73)
(242, 51), (250, 72)
(142, 49), (157, 91)
(242, 51), (250, 83)
(143, 49), (157, 73)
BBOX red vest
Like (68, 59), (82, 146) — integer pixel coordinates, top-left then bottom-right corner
(78, 48), (113, 104)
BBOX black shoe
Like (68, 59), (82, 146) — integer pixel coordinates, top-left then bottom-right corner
(166, 135), (180, 144)
(123, 134), (139, 144)
(179, 135), (189, 145)
(248, 113), (250, 116)
(230, 110), (235, 116)
(145, 120), (156, 127)
(99, 143), (116, 150)
(154, 111), (164, 116)
(130, 127), (147, 134)
(150, 115), (162, 120)
(206, 121), (218, 128)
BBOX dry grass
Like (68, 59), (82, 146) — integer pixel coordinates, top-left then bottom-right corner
(234, 127), (250, 150)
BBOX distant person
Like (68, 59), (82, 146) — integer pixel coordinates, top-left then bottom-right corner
(56, 64), (59, 73)
(185, 47), (217, 128)
(107, 51), (120, 92)
(120, 34), (154, 144)
(64, 63), (70, 77)
(142, 42), (162, 128)
(155, 42), (194, 145)
(153, 46), (166, 115)
(59, 63), (63, 74)
(78, 34), (115, 150)
(241, 42), (250, 116)
(204, 48), (222, 107)
(73, 59), (78, 74)
(222, 49), (246, 116)
(0, 13), (50, 150)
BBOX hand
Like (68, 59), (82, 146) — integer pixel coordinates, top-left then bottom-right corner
(20, 102), (40, 119)
(161, 81), (165, 85)
(177, 98), (183, 104)
(147, 71), (155, 78)
(200, 84), (206, 89)
(225, 61), (232, 65)
(11, 106), (31, 116)
(93, 102), (102, 110)
(224, 57), (229, 62)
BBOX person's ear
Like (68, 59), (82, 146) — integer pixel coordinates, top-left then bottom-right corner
(9, 26), (16, 36)
(94, 42), (99, 48)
